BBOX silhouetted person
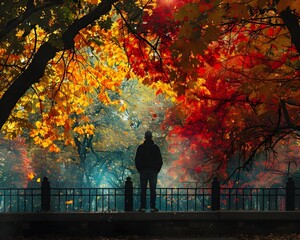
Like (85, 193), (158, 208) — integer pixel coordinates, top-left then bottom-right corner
(135, 131), (163, 212)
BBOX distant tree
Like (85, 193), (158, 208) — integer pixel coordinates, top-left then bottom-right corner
(27, 79), (171, 187)
(0, 136), (34, 187)
(70, 79), (171, 187)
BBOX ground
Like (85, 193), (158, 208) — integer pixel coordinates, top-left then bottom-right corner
(0, 234), (300, 240)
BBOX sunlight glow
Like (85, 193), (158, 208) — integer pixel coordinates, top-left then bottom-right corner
(162, 0), (174, 5)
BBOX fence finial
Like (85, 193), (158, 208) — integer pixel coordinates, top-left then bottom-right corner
(41, 176), (51, 212)
(286, 177), (295, 211)
(211, 177), (220, 211)
(125, 177), (133, 212)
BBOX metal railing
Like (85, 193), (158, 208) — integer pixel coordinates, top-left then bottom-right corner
(220, 188), (287, 211)
(0, 188), (41, 212)
(51, 188), (125, 212)
(0, 177), (299, 213)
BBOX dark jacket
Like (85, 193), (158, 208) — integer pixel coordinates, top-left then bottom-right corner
(135, 139), (163, 173)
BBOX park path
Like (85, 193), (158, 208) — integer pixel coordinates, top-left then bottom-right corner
(1, 235), (300, 240)
(0, 237), (239, 240)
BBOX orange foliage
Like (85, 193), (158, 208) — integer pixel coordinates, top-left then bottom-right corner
(1, 0), (300, 187)
(119, 0), (300, 184)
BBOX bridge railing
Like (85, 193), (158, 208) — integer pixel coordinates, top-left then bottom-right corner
(0, 177), (298, 213)
(50, 188), (124, 212)
(0, 188), (41, 212)
(220, 188), (287, 211)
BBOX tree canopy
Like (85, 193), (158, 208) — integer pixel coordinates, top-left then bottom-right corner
(0, 0), (300, 184)
(125, 0), (300, 182)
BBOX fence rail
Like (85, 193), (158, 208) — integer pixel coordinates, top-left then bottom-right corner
(0, 177), (299, 213)
(0, 188), (41, 213)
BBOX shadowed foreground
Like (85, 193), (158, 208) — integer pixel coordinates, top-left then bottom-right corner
(0, 234), (300, 240)
(0, 212), (300, 238)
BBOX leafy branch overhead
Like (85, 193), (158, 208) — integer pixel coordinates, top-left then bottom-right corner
(0, 0), (300, 183)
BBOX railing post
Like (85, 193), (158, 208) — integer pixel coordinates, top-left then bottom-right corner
(124, 177), (133, 212)
(211, 177), (220, 211)
(286, 177), (295, 211)
(41, 176), (51, 212)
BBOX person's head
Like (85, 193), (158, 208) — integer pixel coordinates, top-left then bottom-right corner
(144, 130), (153, 140)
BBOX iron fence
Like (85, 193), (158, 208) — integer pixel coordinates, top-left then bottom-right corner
(135, 187), (212, 212)
(220, 188), (287, 211)
(0, 188), (41, 212)
(0, 177), (299, 213)
(50, 188), (125, 212)
(47, 187), (211, 212)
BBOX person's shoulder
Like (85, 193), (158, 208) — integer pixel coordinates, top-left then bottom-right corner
(138, 143), (143, 148)
(138, 142), (146, 149)
(153, 143), (160, 149)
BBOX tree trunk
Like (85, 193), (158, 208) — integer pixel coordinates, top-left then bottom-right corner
(0, 42), (57, 130)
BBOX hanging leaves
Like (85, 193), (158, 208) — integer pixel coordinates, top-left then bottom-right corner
(0, 0), (300, 185)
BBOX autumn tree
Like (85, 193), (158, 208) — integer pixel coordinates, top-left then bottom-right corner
(26, 79), (171, 187)
(71, 78), (171, 187)
(0, 0), (174, 188)
(117, 0), (300, 184)
(0, 136), (34, 187)
(1, 0), (300, 186)
(0, 0), (129, 134)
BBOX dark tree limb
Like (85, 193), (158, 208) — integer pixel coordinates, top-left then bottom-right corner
(280, 7), (300, 55)
(0, 0), (64, 41)
(280, 100), (300, 131)
(0, 42), (57, 130)
(0, 0), (118, 130)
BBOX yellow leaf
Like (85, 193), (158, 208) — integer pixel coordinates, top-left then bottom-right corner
(35, 121), (42, 128)
(74, 127), (85, 135)
(49, 144), (60, 152)
(42, 140), (51, 148)
(119, 103), (127, 112)
(75, 107), (84, 115)
(85, 124), (95, 135)
(27, 172), (35, 180)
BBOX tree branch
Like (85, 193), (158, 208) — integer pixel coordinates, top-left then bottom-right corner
(280, 7), (300, 55)
(0, 0), (64, 41)
(0, 0), (118, 130)
(280, 100), (300, 131)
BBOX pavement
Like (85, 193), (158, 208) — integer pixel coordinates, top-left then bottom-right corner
(0, 237), (240, 240)
(1, 212), (300, 239)
(1, 235), (300, 239)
